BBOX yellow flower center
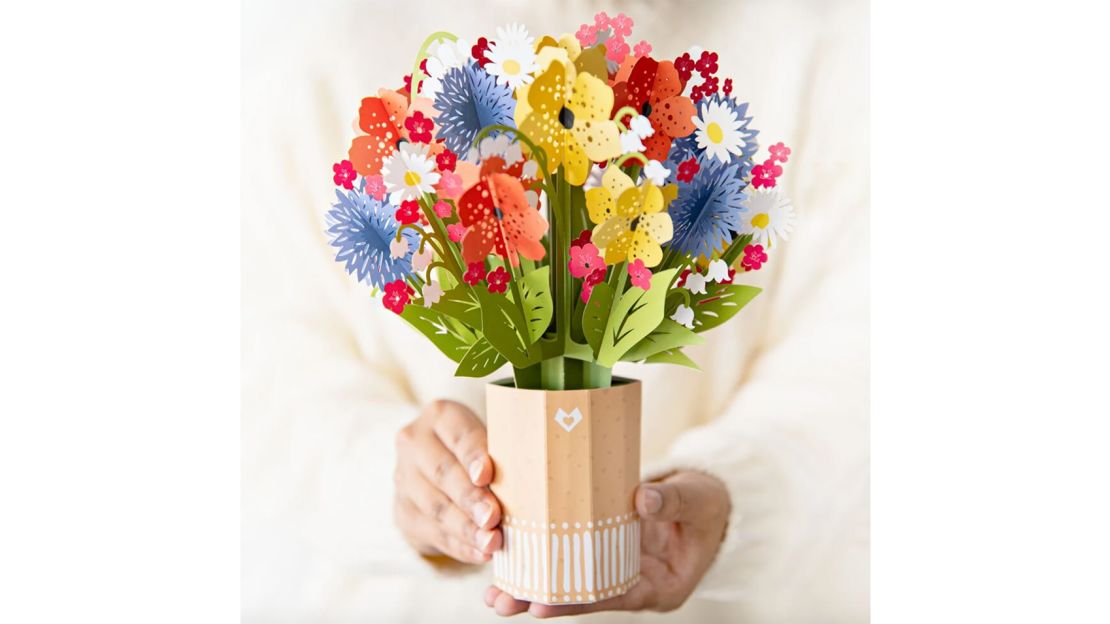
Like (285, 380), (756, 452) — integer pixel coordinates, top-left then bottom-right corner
(503, 59), (521, 75)
(706, 122), (724, 144)
(404, 171), (422, 187)
(751, 213), (770, 229)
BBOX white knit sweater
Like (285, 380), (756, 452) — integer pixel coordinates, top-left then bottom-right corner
(242, 0), (869, 621)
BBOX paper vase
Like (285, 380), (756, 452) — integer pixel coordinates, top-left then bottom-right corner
(486, 378), (642, 606)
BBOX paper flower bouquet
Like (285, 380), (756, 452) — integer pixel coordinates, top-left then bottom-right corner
(324, 12), (797, 605)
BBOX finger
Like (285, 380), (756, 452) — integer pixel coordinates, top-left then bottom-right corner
(397, 495), (489, 563)
(404, 471), (499, 557)
(527, 591), (634, 618)
(412, 426), (500, 529)
(429, 400), (493, 486)
(492, 590), (530, 616)
(483, 585), (500, 607)
(636, 471), (729, 525)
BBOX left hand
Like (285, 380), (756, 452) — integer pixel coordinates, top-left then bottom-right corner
(483, 470), (731, 618)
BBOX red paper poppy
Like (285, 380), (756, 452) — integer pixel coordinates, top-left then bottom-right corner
(611, 56), (698, 161)
(458, 173), (547, 266)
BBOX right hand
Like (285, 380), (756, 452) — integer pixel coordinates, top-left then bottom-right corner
(393, 399), (502, 564)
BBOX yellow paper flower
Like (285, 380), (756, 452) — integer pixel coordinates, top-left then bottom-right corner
(585, 166), (674, 267)
(514, 58), (621, 186)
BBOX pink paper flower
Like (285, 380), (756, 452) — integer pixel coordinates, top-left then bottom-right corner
(395, 200), (421, 225)
(404, 111), (434, 144)
(593, 11), (611, 29)
(769, 142), (792, 163)
(751, 159), (783, 189)
(433, 200), (453, 218)
(633, 40), (652, 57)
(463, 261), (485, 286)
(612, 12), (633, 37)
(437, 171), (463, 200)
(568, 243), (605, 278)
(447, 223), (467, 243)
(677, 158), (700, 183)
(741, 244), (768, 271)
(580, 267), (607, 303)
(332, 160), (356, 190)
(382, 280), (414, 314)
(606, 38), (630, 63)
(627, 259), (652, 290)
(486, 266), (510, 294)
(365, 175), (387, 201)
(575, 23), (597, 47)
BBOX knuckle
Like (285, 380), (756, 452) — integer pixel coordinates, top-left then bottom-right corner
(431, 500), (448, 523)
(426, 399), (451, 420)
(433, 457), (453, 484)
(395, 424), (414, 450)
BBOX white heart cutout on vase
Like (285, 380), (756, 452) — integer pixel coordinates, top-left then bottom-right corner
(554, 408), (583, 433)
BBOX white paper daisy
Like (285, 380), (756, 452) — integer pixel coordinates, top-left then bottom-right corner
(485, 24), (537, 89)
(692, 99), (746, 164)
(382, 142), (441, 206)
(740, 188), (797, 247)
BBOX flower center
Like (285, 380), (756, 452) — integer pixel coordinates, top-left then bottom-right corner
(503, 59), (521, 75)
(559, 106), (575, 130)
(404, 171), (422, 186)
(629, 216), (641, 231)
(706, 122), (724, 144)
(751, 213), (770, 229)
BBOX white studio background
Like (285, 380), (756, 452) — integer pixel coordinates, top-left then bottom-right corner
(0, 0), (1108, 622)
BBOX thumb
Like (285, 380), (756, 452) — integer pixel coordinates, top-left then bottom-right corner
(635, 471), (729, 524)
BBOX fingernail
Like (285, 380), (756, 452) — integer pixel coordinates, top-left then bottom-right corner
(642, 487), (663, 514)
(468, 459), (483, 484)
(472, 501), (492, 525)
(475, 529), (495, 550)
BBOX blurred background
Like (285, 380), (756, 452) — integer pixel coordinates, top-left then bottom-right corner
(242, 0), (868, 621)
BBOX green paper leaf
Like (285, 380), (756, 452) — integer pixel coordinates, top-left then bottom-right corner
(581, 282), (614, 356)
(434, 285), (482, 328)
(399, 304), (476, 363)
(476, 290), (542, 368)
(596, 269), (677, 367)
(519, 266), (553, 344)
(455, 337), (507, 377)
(621, 319), (704, 362)
(693, 283), (762, 333)
(644, 347), (700, 369)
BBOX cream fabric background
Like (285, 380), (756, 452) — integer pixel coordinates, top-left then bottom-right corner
(242, 0), (868, 621)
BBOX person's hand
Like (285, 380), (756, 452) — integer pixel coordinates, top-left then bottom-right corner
(483, 470), (730, 617)
(394, 399), (502, 564)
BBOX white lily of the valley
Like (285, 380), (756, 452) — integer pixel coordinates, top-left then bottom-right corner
(671, 304), (695, 329)
(684, 271), (708, 295)
(422, 281), (444, 307)
(620, 130), (646, 154)
(629, 114), (655, 139)
(411, 245), (434, 272)
(706, 259), (730, 282)
(644, 160), (671, 186)
(389, 237), (409, 260)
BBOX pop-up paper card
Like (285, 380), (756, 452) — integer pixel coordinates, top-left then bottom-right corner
(323, 12), (798, 605)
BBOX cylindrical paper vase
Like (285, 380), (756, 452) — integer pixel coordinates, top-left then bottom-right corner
(486, 378), (642, 606)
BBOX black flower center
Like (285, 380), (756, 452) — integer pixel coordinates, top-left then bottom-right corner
(641, 102), (652, 117)
(629, 216), (641, 231)
(558, 106), (575, 129)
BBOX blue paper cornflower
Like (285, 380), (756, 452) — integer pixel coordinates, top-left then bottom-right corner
(326, 184), (418, 288)
(433, 62), (516, 157)
(667, 157), (749, 259)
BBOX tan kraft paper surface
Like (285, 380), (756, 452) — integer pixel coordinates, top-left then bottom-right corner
(486, 379), (642, 605)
